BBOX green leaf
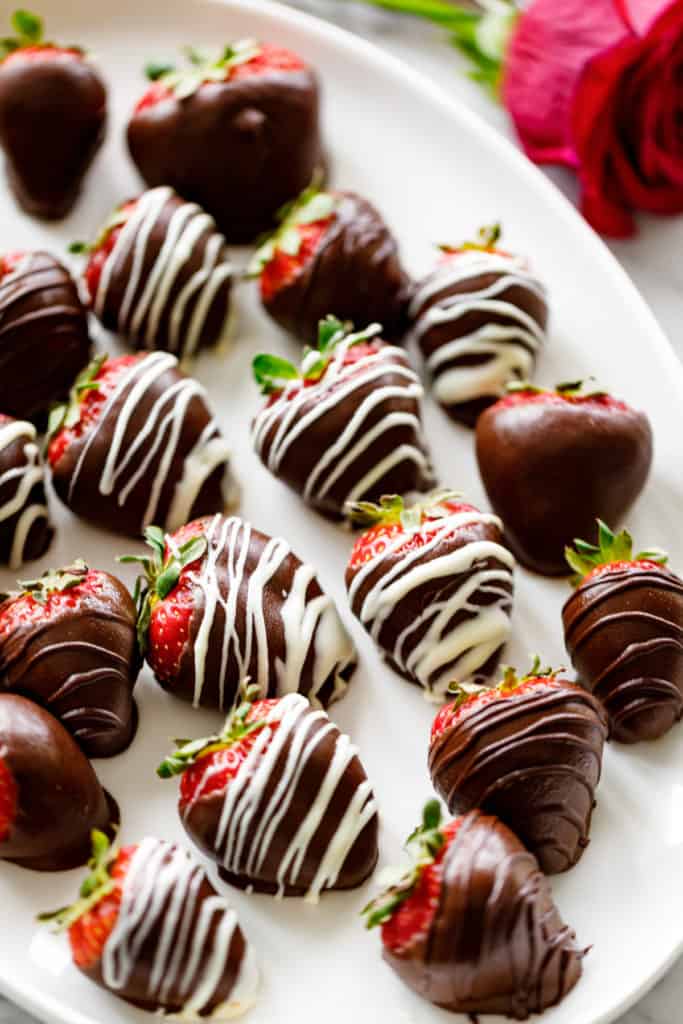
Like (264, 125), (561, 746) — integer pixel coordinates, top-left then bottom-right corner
(317, 315), (346, 352)
(67, 241), (90, 255)
(252, 354), (300, 395)
(12, 9), (42, 43)
(38, 829), (117, 932)
(145, 61), (176, 81)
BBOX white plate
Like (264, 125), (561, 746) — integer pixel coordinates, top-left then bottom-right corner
(1, 1), (682, 1022)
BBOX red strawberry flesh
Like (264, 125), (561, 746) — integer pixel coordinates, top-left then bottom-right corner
(430, 675), (565, 741)
(1, 46), (84, 68)
(582, 558), (666, 585)
(0, 756), (18, 844)
(68, 846), (135, 969)
(260, 218), (332, 303)
(84, 200), (138, 302)
(0, 569), (112, 642)
(0, 250), (28, 278)
(348, 501), (478, 571)
(381, 819), (461, 955)
(495, 389), (628, 413)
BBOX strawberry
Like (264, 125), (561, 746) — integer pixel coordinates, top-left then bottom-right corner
(564, 518), (667, 586)
(0, 250), (27, 278)
(158, 687), (279, 811)
(0, 755), (17, 843)
(0, 9), (106, 220)
(46, 354), (138, 469)
(120, 522), (208, 684)
(347, 493), (478, 570)
(40, 831), (136, 969)
(364, 802), (461, 955)
(71, 201), (138, 303)
(136, 42), (305, 113)
(476, 379), (653, 575)
(0, 561), (109, 641)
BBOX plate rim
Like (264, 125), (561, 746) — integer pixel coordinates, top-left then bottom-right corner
(0, 1), (681, 1022)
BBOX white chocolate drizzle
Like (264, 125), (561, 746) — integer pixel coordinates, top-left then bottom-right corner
(183, 693), (378, 902)
(101, 838), (258, 1019)
(347, 508), (515, 700)
(94, 186), (233, 360)
(186, 515), (356, 709)
(410, 250), (547, 406)
(0, 419), (49, 569)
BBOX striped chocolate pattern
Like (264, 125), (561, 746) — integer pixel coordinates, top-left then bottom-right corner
(346, 507), (515, 700)
(181, 693), (379, 900)
(563, 564), (683, 743)
(0, 418), (52, 568)
(429, 680), (607, 874)
(50, 352), (236, 538)
(384, 810), (585, 1017)
(410, 250), (548, 426)
(86, 837), (259, 1018)
(252, 338), (435, 519)
(166, 514), (356, 710)
(92, 187), (233, 361)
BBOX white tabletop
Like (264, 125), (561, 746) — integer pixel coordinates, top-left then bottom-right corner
(1, 3), (681, 1023)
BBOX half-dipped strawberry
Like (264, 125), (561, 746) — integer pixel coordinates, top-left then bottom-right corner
(0, 693), (117, 870)
(0, 559), (139, 757)
(0, 9), (106, 218)
(476, 380), (653, 575)
(0, 250), (91, 421)
(429, 658), (607, 874)
(127, 40), (324, 243)
(158, 689), (379, 899)
(40, 831), (259, 1017)
(46, 352), (236, 536)
(409, 224), (549, 427)
(122, 514), (356, 710)
(72, 188), (233, 360)
(364, 801), (585, 1016)
(251, 316), (435, 519)
(563, 520), (683, 743)
(345, 492), (515, 700)
(249, 183), (411, 341)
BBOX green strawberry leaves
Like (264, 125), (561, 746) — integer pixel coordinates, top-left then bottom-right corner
(119, 525), (208, 653)
(252, 354), (300, 395)
(439, 222), (502, 255)
(565, 519), (667, 587)
(363, 800), (446, 930)
(247, 174), (336, 277)
(47, 354), (107, 444)
(0, 9), (43, 59)
(38, 829), (118, 931)
(17, 559), (89, 605)
(143, 39), (261, 101)
(345, 488), (462, 532)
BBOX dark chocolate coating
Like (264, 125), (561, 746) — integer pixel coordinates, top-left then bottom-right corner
(80, 838), (255, 1015)
(50, 353), (235, 537)
(162, 515), (356, 710)
(384, 810), (584, 1018)
(127, 63), (323, 243)
(412, 261), (548, 428)
(182, 697), (378, 896)
(90, 187), (233, 358)
(0, 571), (140, 757)
(264, 192), (412, 342)
(345, 513), (514, 698)
(0, 693), (117, 871)
(563, 564), (683, 743)
(429, 681), (607, 874)
(476, 397), (653, 575)
(0, 418), (53, 567)
(0, 53), (106, 219)
(252, 344), (435, 519)
(0, 252), (91, 422)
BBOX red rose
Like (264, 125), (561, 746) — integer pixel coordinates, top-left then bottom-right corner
(503, 0), (683, 236)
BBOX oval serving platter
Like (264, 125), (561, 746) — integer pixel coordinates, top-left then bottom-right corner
(1, 1), (682, 1023)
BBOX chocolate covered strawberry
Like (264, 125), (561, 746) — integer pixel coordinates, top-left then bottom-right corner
(47, 352), (236, 537)
(563, 520), (683, 743)
(0, 414), (53, 568)
(410, 224), (549, 426)
(122, 514), (356, 711)
(251, 316), (435, 518)
(159, 689), (379, 899)
(250, 183), (411, 342)
(0, 9), (106, 219)
(127, 40), (324, 243)
(0, 250), (91, 422)
(0, 693), (117, 871)
(0, 559), (140, 757)
(429, 659), (607, 874)
(364, 801), (585, 1017)
(73, 187), (233, 360)
(345, 492), (515, 700)
(40, 831), (259, 1017)
(475, 380), (653, 575)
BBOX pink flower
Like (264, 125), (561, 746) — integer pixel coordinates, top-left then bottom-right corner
(503, 0), (683, 236)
